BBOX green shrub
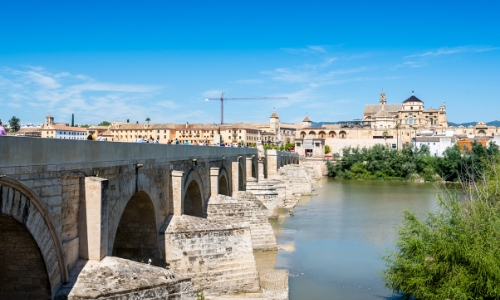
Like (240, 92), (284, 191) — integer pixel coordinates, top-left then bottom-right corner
(381, 161), (500, 299)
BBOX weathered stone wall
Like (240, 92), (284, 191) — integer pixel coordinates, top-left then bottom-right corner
(207, 192), (277, 250)
(162, 215), (260, 296)
(0, 215), (52, 300)
(245, 181), (280, 216)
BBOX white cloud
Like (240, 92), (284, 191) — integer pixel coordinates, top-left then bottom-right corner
(234, 79), (264, 84)
(202, 89), (225, 98)
(0, 66), (171, 124)
(71, 82), (160, 93)
(281, 45), (328, 55)
(405, 45), (500, 58)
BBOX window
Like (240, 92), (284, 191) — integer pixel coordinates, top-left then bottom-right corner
(239, 136), (241, 139)
(411, 107), (413, 110)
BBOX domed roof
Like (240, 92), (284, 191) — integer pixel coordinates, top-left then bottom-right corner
(270, 111), (279, 118)
(403, 92), (423, 103)
(303, 115), (311, 122)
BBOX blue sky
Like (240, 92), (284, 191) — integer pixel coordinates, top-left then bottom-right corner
(1, 0), (499, 125)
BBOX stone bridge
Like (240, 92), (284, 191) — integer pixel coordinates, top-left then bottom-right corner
(0, 137), (298, 299)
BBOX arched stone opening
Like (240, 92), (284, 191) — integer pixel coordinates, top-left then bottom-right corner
(300, 131), (306, 138)
(308, 131), (316, 137)
(184, 180), (204, 217)
(339, 131), (347, 139)
(0, 215), (51, 299)
(218, 175), (229, 196)
(112, 191), (161, 265)
(0, 177), (67, 298)
(318, 131), (326, 138)
(478, 129), (486, 136)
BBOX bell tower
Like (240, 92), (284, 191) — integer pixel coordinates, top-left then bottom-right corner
(380, 89), (387, 105)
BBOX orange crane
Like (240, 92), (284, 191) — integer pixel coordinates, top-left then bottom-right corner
(205, 92), (288, 125)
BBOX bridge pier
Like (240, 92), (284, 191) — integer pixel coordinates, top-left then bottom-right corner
(80, 177), (109, 262)
(171, 170), (185, 216)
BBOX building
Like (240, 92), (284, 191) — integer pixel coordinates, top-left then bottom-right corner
(40, 115), (87, 140)
(363, 91), (448, 129)
(108, 122), (177, 143)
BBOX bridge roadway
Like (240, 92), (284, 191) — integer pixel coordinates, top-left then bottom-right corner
(0, 136), (298, 299)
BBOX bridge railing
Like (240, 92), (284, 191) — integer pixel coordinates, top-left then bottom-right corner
(0, 136), (258, 167)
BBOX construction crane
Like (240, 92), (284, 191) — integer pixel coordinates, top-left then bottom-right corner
(205, 92), (288, 125)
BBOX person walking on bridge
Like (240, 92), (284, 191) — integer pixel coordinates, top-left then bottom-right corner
(0, 121), (7, 136)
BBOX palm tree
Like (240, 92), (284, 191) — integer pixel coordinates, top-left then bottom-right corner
(145, 117), (151, 124)
(382, 131), (389, 146)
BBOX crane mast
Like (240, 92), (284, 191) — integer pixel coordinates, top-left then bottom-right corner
(205, 92), (288, 125)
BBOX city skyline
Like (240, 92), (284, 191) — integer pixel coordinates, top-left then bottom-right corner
(1, 0), (499, 125)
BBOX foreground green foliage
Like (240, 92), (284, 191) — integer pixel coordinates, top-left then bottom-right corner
(381, 161), (500, 299)
(326, 142), (498, 182)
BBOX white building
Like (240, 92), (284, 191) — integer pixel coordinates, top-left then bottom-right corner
(414, 136), (456, 157)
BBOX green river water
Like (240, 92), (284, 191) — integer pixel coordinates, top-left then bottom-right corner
(271, 177), (443, 300)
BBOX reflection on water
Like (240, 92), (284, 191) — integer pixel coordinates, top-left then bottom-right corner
(272, 178), (441, 300)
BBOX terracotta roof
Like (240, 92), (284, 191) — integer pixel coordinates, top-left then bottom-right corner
(364, 104), (400, 115)
(46, 114), (54, 118)
(403, 95), (423, 103)
(303, 116), (311, 122)
(270, 111), (279, 118)
(373, 106), (392, 118)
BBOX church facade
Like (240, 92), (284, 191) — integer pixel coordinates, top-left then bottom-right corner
(363, 91), (448, 129)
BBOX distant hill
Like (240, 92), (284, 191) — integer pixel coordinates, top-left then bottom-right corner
(448, 120), (500, 127)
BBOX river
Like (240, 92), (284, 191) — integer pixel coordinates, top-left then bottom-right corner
(271, 178), (442, 300)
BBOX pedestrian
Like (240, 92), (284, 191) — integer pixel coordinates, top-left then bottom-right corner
(148, 136), (154, 143)
(136, 135), (145, 143)
(87, 131), (94, 140)
(175, 138), (179, 145)
(0, 121), (7, 136)
(97, 133), (105, 141)
(155, 137), (160, 144)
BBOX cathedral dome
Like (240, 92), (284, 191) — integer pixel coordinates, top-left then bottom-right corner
(403, 92), (423, 103)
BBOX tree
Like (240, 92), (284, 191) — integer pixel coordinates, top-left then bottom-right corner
(382, 131), (389, 145)
(98, 121), (111, 126)
(145, 117), (151, 124)
(381, 159), (500, 299)
(8, 116), (20, 132)
(324, 145), (331, 154)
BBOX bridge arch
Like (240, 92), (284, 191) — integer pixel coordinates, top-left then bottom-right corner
(183, 170), (205, 217)
(112, 191), (161, 265)
(0, 177), (68, 298)
(218, 167), (230, 196)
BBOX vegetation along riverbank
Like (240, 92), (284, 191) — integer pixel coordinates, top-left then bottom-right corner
(326, 142), (498, 182)
(381, 158), (500, 299)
